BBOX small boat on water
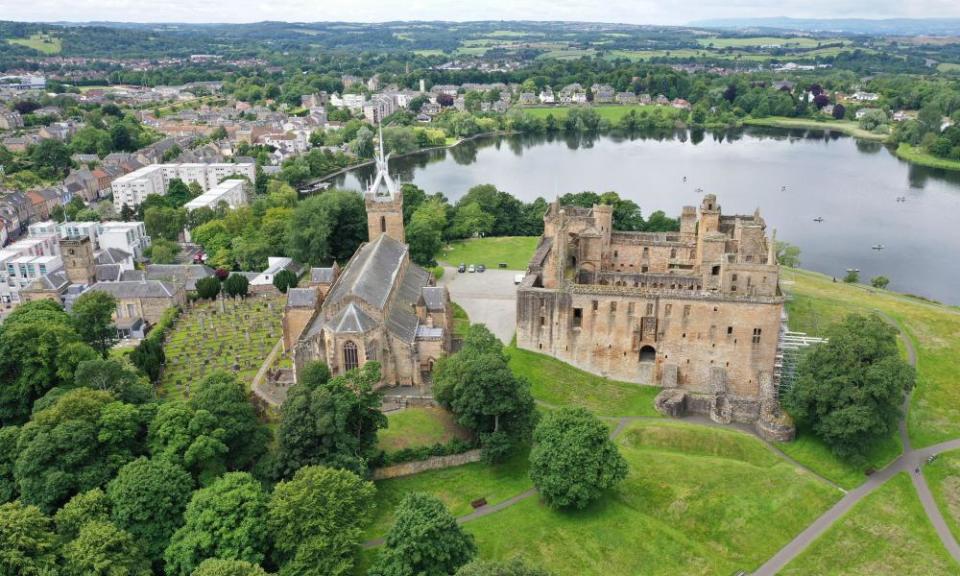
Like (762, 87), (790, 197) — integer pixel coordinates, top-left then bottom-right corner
(872, 244), (885, 250)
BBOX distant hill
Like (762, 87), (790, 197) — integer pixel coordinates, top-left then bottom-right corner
(688, 17), (960, 36)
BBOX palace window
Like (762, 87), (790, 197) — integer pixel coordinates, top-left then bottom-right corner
(343, 341), (359, 372)
(727, 326), (734, 335)
(670, 248), (677, 259)
(643, 247), (649, 257)
(712, 265), (721, 276)
(665, 304), (672, 317)
(573, 308), (583, 328)
(627, 302), (634, 315)
(610, 301), (617, 313)
(683, 305), (691, 318)
(732, 274), (738, 282)
(379, 216), (386, 234)
(752, 328), (762, 344)
(592, 300), (599, 311)
(646, 303), (654, 315)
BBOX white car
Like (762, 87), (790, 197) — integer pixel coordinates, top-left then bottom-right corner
(468, 265), (476, 273)
(514, 273), (525, 285)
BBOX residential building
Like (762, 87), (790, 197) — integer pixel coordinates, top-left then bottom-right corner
(363, 95), (397, 125)
(87, 280), (186, 325)
(183, 178), (248, 212)
(99, 221), (151, 259)
(0, 112), (23, 130)
(112, 163), (255, 209)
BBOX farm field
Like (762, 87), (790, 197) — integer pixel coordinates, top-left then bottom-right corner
(7, 33), (62, 54)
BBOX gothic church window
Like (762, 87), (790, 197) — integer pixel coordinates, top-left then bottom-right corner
(343, 341), (359, 371)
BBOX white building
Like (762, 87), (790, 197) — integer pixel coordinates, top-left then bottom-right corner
(57, 221), (100, 245)
(27, 220), (59, 239)
(363, 95), (397, 125)
(112, 163), (256, 209)
(184, 178), (248, 212)
(0, 235), (63, 305)
(99, 222), (151, 259)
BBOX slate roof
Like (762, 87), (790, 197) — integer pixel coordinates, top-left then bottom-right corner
(326, 303), (377, 334)
(145, 264), (215, 291)
(415, 326), (444, 339)
(420, 286), (446, 312)
(326, 234), (406, 311)
(121, 270), (147, 282)
(88, 280), (177, 299)
(386, 263), (429, 343)
(96, 248), (132, 265)
(286, 287), (317, 309)
(310, 266), (337, 284)
(95, 264), (123, 282)
(28, 269), (70, 291)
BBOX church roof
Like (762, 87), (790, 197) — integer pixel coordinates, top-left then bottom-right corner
(326, 303), (377, 334)
(387, 264), (430, 342)
(286, 287), (317, 309)
(420, 286), (447, 312)
(326, 234), (407, 311)
(310, 266), (337, 284)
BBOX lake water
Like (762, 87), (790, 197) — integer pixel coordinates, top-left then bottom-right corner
(331, 128), (960, 305)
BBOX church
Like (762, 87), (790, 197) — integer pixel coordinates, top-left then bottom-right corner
(289, 137), (454, 388)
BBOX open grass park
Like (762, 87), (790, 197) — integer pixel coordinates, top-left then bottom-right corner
(744, 116), (891, 142)
(7, 33), (62, 54)
(441, 236), (539, 270)
(159, 294), (284, 400)
(377, 406), (471, 454)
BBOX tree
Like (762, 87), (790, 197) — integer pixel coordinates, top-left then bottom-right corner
(196, 276), (222, 300)
(62, 520), (152, 576)
(813, 94), (830, 109)
(148, 238), (182, 264)
(784, 314), (915, 459)
(71, 290), (118, 356)
(54, 488), (111, 541)
(0, 300), (96, 424)
(272, 269), (298, 294)
(433, 325), (537, 462)
(286, 190), (367, 266)
(0, 501), (58, 576)
(406, 198), (447, 266)
(858, 109), (888, 131)
(450, 202), (494, 239)
(267, 465), (375, 576)
(190, 372), (269, 470)
(145, 206), (187, 242)
(166, 179), (193, 208)
(148, 402), (229, 485)
(776, 241), (801, 268)
(529, 407), (628, 509)
(0, 427), (20, 503)
(832, 103), (846, 120)
(456, 559), (552, 576)
(165, 473), (270, 576)
(29, 139), (72, 178)
(74, 358), (153, 405)
(871, 276), (891, 289)
(843, 269), (860, 283)
(15, 389), (144, 513)
(107, 457), (195, 564)
(223, 274), (250, 298)
(369, 493), (476, 576)
(192, 558), (271, 576)
(274, 362), (385, 478)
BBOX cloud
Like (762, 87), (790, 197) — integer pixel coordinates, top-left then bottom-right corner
(3, 0), (959, 24)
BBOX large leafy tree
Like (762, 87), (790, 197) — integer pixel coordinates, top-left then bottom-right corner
(71, 290), (118, 356)
(369, 492), (477, 576)
(267, 465), (375, 576)
(286, 190), (367, 266)
(275, 362), (386, 478)
(54, 488), (111, 541)
(0, 426), (19, 503)
(406, 198), (448, 266)
(107, 457), (195, 564)
(165, 472), (270, 576)
(0, 501), (59, 576)
(15, 389), (144, 513)
(148, 401), (229, 485)
(74, 358), (153, 405)
(0, 300), (96, 424)
(223, 274), (250, 298)
(62, 520), (152, 576)
(529, 407), (628, 510)
(784, 313), (915, 459)
(192, 558), (272, 576)
(189, 372), (270, 471)
(433, 325), (537, 462)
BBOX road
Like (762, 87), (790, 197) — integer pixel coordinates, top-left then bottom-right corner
(441, 266), (519, 344)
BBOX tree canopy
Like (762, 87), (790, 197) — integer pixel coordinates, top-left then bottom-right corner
(71, 290), (118, 356)
(286, 189), (367, 266)
(0, 501), (59, 576)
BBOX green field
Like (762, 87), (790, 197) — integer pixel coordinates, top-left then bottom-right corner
(937, 62), (960, 73)
(460, 420), (837, 575)
(744, 116), (890, 141)
(923, 449), (960, 544)
(895, 143), (960, 172)
(780, 473), (959, 575)
(8, 33), (62, 54)
(776, 427), (902, 489)
(377, 406), (471, 453)
(413, 49), (445, 57)
(697, 36), (826, 48)
(441, 236), (539, 270)
(160, 295), (283, 399)
(507, 342), (662, 418)
(452, 302), (470, 337)
(521, 104), (678, 122)
(536, 48), (597, 60)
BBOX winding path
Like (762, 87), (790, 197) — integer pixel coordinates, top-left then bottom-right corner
(364, 313), (960, 574)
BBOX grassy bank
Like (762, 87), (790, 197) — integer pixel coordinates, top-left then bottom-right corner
(895, 143), (960, 172)
(377, 406), (470, 454)
(780, 473), (959, 575)
(923, 449), (960, 544)
(744, 116), (890, 141)
(441, 236), (539, 270)
(520, 104), (675, 122)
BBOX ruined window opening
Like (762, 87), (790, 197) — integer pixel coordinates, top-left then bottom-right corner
(646, 303), (654, 315)
(732, 273), (738, 282)
(639, 345), (656, 363)
(592, 300), (599, 311)
(746, 255), (753, 262)
(731, 285), (737, 292)
(379, 216), (386, 234)
(610, 302), (617, 313)
(670, 248), (677, 259)
(711, 265), (720, 276)
(540, 316), (545, 326)
(752, 328), (762, 344)
(573, 308), (583, 328)
(641, 265), (649, 273)
(343, 341), (359, 372)
(665, 304), (672, 316)
(727, 326), (733, 335)
(683, 305), (691, 318)
(643, 247), (649, 257)
(627, 302), (634, 315)
(747, 276), (752, 287)
(614, 250), (618, 258)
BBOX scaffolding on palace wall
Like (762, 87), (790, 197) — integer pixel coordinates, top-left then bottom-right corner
(774, 310), (828, 399)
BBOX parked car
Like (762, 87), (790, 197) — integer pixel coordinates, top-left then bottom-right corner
(476, 264), (486, 273)
(457, 263), (466, 273)
(468, 265), (476, 273)
(514, 273), (525, 285)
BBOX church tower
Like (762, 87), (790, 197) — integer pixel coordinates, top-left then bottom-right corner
(364, 126), (405, 243)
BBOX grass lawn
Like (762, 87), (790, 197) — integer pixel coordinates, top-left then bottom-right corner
(776, 427), (902, 490)
(780, 473), (959, 575)
(895, 143), (960, 172)
(8, 33), (62, 54)
(364, 446), (532, 540)
(923, 449), (960, 544)
(507, 341), (662, 418)
(937, 62), (960, 73)
(160, 294), (284, 400)
(744, 116), (890, 142)
(782, 267), (960, 449)
(521, 104), (667, 123)
(460, 420), (838, 575)
(452, 302), (470, 337)
(377, 406), (471, 453)
(697, 36), (826, 48)
(441, 236), (539, 270)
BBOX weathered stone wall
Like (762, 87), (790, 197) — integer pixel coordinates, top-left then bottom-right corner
(372, 449), (482, 480)
(282, 307), (315, 353)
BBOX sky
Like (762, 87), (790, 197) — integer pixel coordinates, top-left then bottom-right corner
(1, 0), (959, 25)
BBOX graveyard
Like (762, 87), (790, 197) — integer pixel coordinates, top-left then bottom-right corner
(159, 293), (285, 400)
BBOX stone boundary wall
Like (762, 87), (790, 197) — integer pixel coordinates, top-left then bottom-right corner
(373, 449), (482, 480)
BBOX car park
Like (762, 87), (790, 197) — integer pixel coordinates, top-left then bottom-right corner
(468, 264), (476, 273)
(458, 263), (466, 273)
(477, 264), (486, 273)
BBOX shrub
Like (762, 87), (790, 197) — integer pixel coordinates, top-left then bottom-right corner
(196, 276), (222, 300)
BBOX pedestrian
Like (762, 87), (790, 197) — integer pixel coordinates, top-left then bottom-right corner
(915, 467), (920, 474)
